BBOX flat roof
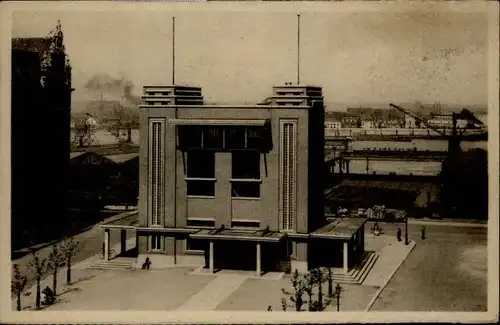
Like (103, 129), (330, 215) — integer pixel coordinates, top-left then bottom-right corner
(190, 228), (286, 242)
(139, 104), (312, 109)
(311, 217), (367, 240)
(168, 118), (268, 126)
(105, 153), (139, 164)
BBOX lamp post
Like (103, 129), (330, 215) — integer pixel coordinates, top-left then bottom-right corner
(335, 283), (341, 312)
(404, 216), (409, 245)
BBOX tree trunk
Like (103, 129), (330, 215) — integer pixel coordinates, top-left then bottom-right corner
(53, 266), (58, 295)
(36, 277), (41, 309)
(295, 296), (302, 312)
(17, 291), (21, 311)
(66, 257), (71, 284)
(318, 283), (323, 311)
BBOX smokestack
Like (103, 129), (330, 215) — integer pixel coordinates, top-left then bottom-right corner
(297, 14), (300, 85)
(172, 16), (176, 85)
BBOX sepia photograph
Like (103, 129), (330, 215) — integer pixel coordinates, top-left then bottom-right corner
(1, 1), (498, 323)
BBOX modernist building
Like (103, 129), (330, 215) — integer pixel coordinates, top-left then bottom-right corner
(102, 84), (367, 275)
(11, 21), (73, 249)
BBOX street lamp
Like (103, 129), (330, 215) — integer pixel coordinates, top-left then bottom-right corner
(404, 216), (409, 245)
(335, 283), (341, 312)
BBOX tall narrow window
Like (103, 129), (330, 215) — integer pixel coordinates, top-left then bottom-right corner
(186, 151), (216, 197)
(231, 151), (261, 199)
(149, 119), (165, 226)
(150, 234), (163, 251)
(280, 121), (297, 231)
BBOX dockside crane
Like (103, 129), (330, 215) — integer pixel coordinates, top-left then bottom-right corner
(389, 103), (485, 154)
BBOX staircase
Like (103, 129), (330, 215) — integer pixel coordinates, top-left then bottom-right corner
(329, 251), (379, 285)
(89, 257), (137, 270)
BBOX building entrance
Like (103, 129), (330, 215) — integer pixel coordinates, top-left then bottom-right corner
(214, 241), (256, 271)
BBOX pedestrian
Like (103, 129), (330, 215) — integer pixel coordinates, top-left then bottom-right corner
(421, 226), (426, 240)
(396, 227), (402, 242)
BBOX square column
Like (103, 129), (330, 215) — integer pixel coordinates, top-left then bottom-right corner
(209, 241), (215, 273)
(104, 229), (110, 261)
(343, 241), (348, 275)
(256, 243), (262, 277)
(120, 229), (127, 254)
(361, 226), (365, 252)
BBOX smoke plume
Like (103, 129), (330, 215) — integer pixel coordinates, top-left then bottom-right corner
(84, 73), (140, 105)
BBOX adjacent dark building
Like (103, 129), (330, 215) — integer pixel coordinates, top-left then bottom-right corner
(11, 21), (73, 250)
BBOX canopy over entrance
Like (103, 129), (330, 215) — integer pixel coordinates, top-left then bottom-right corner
(311, 217), (367, 240)
(190, 228), (286, 243)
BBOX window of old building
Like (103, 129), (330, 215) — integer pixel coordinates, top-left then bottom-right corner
(231, 150), (261, 199)
(185, 238), (206, 253)
(280, 120), (297, 231)
(186, 218), (215, 228)
(149, 119), (165, 226)
(150, 234), (163, 251)
(186, 150), (216, 197)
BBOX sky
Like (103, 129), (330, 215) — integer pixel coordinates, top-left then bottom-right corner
(11, 5), (489, 109)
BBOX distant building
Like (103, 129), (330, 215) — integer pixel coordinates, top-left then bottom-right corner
(360, 115), (375, 129)
(11, 21), (73, 249)
(325, 119), (342, 130)
(404, 115), (418, 129)
(340, 115), (360, 128)
(427, 113), (467, 129)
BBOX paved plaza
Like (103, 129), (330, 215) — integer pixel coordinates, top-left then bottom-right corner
(12, 223), (487, 312)
(14, 229), (412, 312)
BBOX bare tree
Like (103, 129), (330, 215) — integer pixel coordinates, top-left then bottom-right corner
(47, 244), (65, 295)
(27, 252), (48, 310)
(60, 237), (80, 284)
(11, 264), (31, 311)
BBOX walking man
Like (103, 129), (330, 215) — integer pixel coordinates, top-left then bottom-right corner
(396, 227), (402, 242)
(421, 226), (426, 240)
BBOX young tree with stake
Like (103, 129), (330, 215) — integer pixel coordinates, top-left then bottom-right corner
(11, 264), (31, 311)
(281, 269), (306, 311)
(60, 237), (80, 284)
(27, 252), (48, 310)
(47, 244), (65, 295)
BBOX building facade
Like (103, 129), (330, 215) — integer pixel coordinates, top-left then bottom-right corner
(101, 84), (366, 275)
(11, 21), (73, 249)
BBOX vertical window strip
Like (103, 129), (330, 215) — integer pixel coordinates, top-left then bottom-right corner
(150, 120), (164, 227)
(281, 121), (297, 232)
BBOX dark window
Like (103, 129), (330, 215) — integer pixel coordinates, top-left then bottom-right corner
(246, 127), (267, 150)
(187, 151), (215, 196)
(231, 220), (260, 228)
(232, 151), (260, 179)
(225, 127), (246, 149)
(231, 151), (260, 198)
(150, 234), (163, 251)
(232, 182), (260, 198)
(187, 151), (215, 178)
(187, 180), (215, 197)
(186, 219), (215, 228)
(178, 126), (203, 149)
(186, 238), (206, 252)
(203, 126), (224, 149)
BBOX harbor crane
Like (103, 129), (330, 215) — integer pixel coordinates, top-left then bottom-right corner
(389, 103), (485, 154)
